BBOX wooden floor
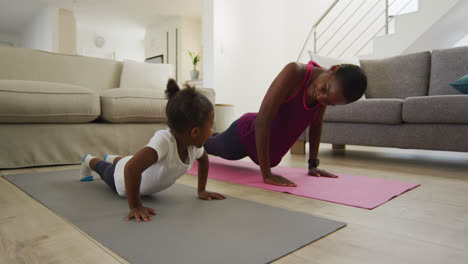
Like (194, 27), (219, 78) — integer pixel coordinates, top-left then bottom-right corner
(1, 144), (468, 264)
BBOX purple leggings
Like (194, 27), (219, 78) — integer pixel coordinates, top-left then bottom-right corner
(204, 119), (247, 160)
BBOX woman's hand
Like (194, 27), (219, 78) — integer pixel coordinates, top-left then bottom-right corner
(308, 168), (339, 178)
(126, 207), (156, 222)
(198, 191), (226, 200)
(263, 173), (297, 187)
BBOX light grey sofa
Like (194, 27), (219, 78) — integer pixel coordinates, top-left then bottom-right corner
(0, 46), (215, 169)
(298, 46), (468, 153)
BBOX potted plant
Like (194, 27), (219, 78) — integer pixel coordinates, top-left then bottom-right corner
(188, 50), (200, 80)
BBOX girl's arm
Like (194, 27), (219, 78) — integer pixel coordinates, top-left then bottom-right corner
(255, 62), (305, 186)
(197, 150), (225, 200)
(124, 146), (158, 221)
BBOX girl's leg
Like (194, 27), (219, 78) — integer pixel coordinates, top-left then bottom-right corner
(91, 159), (118, 192)
(103, 154), (124, 164)
(88, 157), (103, 170)
(204, 119), (247, 160)
(80, 154), (118, 192)
(113, 156), (124, 164)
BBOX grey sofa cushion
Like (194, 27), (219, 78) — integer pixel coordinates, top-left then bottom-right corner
(360, 51), (431, 99)
(323, 99), (403, 124)
(403, 95), (468, 124)
(0, 80), (100, 123)
(429, 46), (468, 95)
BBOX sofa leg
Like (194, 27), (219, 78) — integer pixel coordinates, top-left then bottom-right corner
(290, 140), (306, 155)
(332, 144), (346, 150)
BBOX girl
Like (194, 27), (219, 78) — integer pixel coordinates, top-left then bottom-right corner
(204, 61), (367, 187)
(80, 79), (225, 222)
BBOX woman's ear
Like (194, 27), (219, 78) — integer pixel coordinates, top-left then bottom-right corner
(328, 65), (341, 73)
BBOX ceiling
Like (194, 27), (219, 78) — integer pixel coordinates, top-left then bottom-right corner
(0, 0), (203, 34)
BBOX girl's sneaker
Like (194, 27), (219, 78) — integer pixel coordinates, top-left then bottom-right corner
(104, 154), (119, 163)
(80, 154), (94, 181)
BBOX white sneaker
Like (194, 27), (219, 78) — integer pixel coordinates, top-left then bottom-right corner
(80, 154), (93, 181)
(104, 154), (119, 163)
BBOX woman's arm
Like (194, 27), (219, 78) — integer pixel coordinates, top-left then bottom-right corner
(255, 62), (305, 186)
(308, 107), (338, 178)
(308, 106), (326, 162)
(124, 147), (159, 221)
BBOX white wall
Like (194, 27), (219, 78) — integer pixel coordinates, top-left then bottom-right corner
(76, 14), (145, 61)
(145, 27), (168, 61)
(19, 7), (59, 52)
(145, 16), (182, 79)
(145, 16), (202, 83)
(58, 8), (77, 55)
(208, 0), (332, 117)
(202, 0), (214, 88)
(180, 17), (202, 83)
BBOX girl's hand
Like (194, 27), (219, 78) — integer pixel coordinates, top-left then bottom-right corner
(263, 174), (297, 187)
(308, 168), (339, 178)
(126, 207), (156, 222)
(198, 191), (226, 200)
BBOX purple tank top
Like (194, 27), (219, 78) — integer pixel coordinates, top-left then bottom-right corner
(237, 61), (322, 167)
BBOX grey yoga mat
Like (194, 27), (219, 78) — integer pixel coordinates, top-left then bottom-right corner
(4, 169), (346, 264)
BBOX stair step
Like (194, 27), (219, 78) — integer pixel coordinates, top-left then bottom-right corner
(371, 0), (459, 58)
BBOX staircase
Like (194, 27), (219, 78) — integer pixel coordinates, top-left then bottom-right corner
(297, 0), (463, 61)
(372, 0), (459, 58)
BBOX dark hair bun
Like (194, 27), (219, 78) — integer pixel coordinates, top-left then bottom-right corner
(165, 78), (180, 100)
(165, 81), (214, 134)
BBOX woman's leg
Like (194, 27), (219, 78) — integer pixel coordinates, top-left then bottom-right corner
(204, 119), (247, 160)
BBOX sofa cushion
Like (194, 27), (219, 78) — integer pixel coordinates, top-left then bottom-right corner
(0, 80), (100, 123)
(100, 88), (168, 123)
(360, 51), (431, 99)
(323, 99), (403, 124)
(0, 46), (122, 92)
(402, 95), (468, 124)
(119, 60), (174, 91)
(429, 46), (468, 95)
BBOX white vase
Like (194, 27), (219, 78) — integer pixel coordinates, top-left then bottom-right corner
(190, 70), (199, 80)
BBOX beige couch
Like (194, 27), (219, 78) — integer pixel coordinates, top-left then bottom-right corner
(0, 46), (215, 169)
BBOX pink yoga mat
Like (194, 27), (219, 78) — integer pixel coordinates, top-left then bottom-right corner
(188, 157), (420, 209)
